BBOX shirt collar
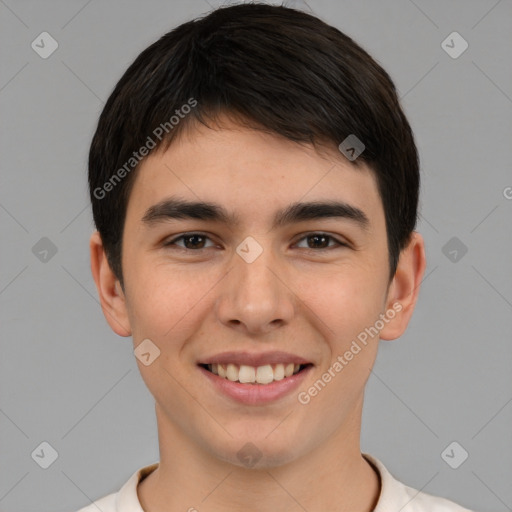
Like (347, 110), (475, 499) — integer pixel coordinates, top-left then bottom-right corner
(115, 461), (158, 512)
(362, 452), (411, 510)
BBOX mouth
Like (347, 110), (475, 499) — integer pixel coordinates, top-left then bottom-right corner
(197, 361), (314, 405)
(198, 362), (313, 385)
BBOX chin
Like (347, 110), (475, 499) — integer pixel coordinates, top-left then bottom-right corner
(207, 434), (304, 470)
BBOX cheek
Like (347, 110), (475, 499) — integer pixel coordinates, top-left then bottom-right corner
(300, 264), (387, 343)
(125, 259), (220, 345)
(298, 272), (385, 410)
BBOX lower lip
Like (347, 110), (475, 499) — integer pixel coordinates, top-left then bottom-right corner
(198, 365), (313, 405)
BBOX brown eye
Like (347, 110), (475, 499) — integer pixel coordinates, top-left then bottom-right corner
(307, 234), (330, 249)
(164, 233), (214, 250)
(295, 233), (346, 251)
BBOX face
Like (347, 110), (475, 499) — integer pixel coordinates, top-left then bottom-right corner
(91, 115), (424, 469)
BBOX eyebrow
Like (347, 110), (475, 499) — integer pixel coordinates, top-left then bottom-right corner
(141, 196), (370, 231)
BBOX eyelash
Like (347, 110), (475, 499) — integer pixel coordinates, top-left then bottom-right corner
(163, 232), (348, 253)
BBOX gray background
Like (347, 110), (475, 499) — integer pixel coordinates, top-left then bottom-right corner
(0, 0), (511, 511)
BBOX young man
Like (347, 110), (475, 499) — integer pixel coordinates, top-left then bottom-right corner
(80, 3), (474, 511)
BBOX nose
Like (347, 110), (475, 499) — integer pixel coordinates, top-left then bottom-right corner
(214, 240), (295, 336)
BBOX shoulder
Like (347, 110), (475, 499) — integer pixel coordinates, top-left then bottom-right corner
(363, 453), (476, 512)
(71, 462), (159, 512)
(399, 481), (475, 511)
(74, 492), (117, 512)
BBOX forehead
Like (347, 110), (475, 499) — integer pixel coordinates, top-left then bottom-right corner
(125, 117), (384, 231)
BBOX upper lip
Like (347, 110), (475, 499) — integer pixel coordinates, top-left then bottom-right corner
(198, 351), (312, 367)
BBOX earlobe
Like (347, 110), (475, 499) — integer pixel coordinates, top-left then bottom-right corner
(380, 231), (426, 341)
(89, 231), (132, 337)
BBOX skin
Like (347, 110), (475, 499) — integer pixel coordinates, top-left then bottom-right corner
(90, 114), (426, 511)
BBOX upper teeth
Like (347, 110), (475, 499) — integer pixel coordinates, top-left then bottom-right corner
(208, 363), (302, 384)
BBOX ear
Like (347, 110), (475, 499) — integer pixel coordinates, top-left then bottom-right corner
(89, 231), (132, 337)
(380, 231), (426, 341)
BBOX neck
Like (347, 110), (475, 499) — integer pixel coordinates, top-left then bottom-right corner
(138, 399), (380, 512)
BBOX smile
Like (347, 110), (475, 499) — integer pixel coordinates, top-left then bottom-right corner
(197, 363), (313, 405)
(200, 362), (311, 384)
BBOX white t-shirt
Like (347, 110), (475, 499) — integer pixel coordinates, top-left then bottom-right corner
(75, 453), (475, 511)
